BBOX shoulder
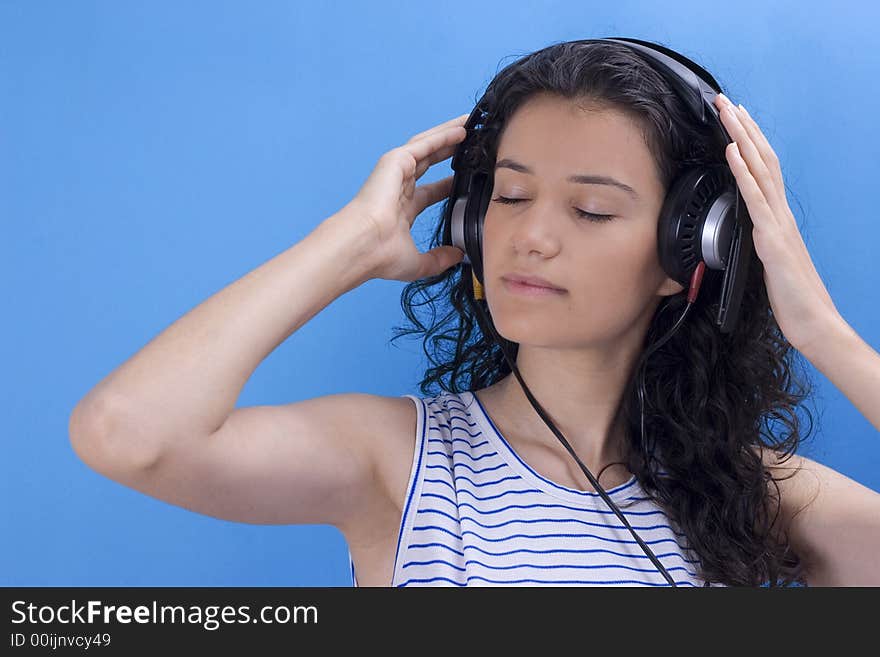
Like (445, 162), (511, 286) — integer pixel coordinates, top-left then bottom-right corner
(360, 394), (421, 515)
(333, 393), (419, 543)
(756, 445), (880, 585)
(755, 446), (818, 529)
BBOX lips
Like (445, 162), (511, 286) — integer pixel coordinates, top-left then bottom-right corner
(502, 273), (566, 292)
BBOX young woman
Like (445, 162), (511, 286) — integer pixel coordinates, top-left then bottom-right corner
(69, 40), (880, 587)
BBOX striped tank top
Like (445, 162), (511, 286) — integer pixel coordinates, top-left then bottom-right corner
(348, 389), (718, 587)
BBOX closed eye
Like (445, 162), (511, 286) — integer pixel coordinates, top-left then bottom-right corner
(491, 196), (616, 222)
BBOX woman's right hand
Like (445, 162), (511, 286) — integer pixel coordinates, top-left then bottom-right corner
(342, 113), (470, 282)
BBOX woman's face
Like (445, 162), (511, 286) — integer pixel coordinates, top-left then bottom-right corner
(481, 93), (686, 349)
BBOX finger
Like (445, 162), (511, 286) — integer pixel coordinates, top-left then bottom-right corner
(412, 175), (455, 221)
(413, 138), (462, 180)
(718, 102), (781, 229)
(407, 113), (470, 145)
(400, 125), (466, 177)
(729, 103), (791, 227)
(719, 102), (772, 191)
(736, 103), (802, 234)
(417, 245), (464, 280)
(725, 142), (776, 233)
(717, 95), (792, 228)
(735, 104), (785, 194)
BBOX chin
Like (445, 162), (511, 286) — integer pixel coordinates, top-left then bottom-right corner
(488, 313), (571, 348)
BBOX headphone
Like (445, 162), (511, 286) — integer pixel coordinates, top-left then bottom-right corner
(440, 37), (754, 587)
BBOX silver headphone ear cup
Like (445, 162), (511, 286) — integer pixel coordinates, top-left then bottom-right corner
(449, 195), (471, 266)
(700, 189), (737, 271)
(657, 165), (737, 288)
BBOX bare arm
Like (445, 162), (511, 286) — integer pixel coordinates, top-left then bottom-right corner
(68, 114), (469, 531)
(69, 207), (380, 469)
(67, 207), (403, 531)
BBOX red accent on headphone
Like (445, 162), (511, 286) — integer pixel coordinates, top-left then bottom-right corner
(687, 261), (706, 304)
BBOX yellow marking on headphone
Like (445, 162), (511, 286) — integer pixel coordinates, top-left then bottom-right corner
(472, 270), (484, 300)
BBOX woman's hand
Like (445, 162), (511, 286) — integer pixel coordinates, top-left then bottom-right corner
(342, 113), (470, 282)
(715, 92), (843, 353)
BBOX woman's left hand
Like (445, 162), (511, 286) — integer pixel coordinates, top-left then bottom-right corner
(714, 92), (842, 353)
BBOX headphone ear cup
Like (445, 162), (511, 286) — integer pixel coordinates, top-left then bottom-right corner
(464, 171), (493, 286)
(657, 165), (737, 288)
(444, 171), (480, 262)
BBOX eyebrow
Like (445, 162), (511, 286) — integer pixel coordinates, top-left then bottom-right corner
(494, 158), (640, 200)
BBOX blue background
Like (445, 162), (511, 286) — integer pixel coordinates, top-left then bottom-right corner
(2, 1), (878, 586)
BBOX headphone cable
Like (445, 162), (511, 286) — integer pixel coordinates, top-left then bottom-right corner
(461, 261), (707, 587)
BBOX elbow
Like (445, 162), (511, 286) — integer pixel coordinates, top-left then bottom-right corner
(69, 395), (162, 476)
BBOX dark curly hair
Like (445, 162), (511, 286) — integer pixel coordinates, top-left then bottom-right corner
(389, 39), (820, 587)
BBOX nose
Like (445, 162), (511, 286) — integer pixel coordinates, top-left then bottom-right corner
(507, 201), (564, 258)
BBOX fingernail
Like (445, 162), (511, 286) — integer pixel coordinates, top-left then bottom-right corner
(718, 93), (732, 106)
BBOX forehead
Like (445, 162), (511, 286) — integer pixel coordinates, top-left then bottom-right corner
(495, 94), (662, 196)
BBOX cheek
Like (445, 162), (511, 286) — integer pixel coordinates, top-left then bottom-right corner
(480, 212), (664, 304)
(579, 232), (666, 306)
(480, 209), (507, 281)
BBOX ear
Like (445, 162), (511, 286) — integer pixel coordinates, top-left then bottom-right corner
(656, 275), (686, 297)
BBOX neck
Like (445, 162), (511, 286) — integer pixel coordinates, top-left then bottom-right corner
(487, 335), (648, 483)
